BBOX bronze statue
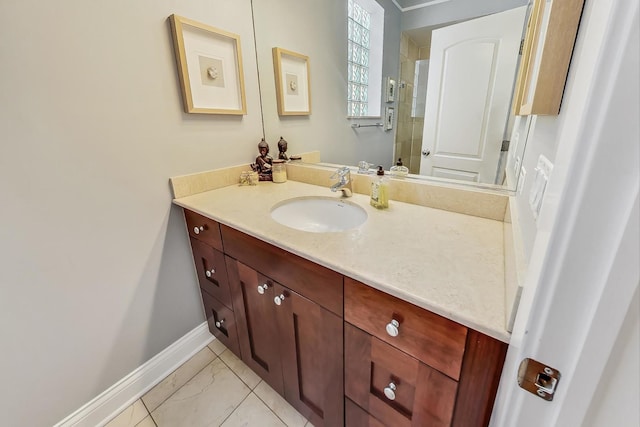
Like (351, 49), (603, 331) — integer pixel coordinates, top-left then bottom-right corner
(277, 136), (289, 161)
(251, 138), (273, 181)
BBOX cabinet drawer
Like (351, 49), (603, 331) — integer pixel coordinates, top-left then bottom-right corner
(184, 209), (223, 251)
(345, 278), (467, 380)
(190, 237), (232, 309)
(201, 291), (241, 358)
(345, 323), (457, 427)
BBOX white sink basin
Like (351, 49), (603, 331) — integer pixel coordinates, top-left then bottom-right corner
(270, 196), (367, 232)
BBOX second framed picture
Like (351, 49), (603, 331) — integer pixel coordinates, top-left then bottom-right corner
(272, 47), (311, 115)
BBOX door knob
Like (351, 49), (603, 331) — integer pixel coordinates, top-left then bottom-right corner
(274, 294), (286, 305)
(257, 284), (269, 294)
(205, 268), (216, 277)
(421, 149), (431, 157)
(386, 319), (400, 337)
(193, 225), (205, 234)
(383, 382), (397, 400)
(215, 318), (225, 328)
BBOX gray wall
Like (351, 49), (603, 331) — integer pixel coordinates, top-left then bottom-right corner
(253, 0), (401, 170)
(0, 1), (263, 425)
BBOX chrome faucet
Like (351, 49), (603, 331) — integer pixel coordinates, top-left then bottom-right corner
(330, 166), (353, 197)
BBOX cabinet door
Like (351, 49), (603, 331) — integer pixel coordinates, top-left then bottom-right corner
(226, 257), (284, 395)
(346, 398), (385, 427)
(274, 284), (344, 427)
(345, 323), (457, 427)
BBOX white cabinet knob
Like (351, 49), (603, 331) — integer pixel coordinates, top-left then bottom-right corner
(274, 294), (286, 305)
(193, 225), (204, 234)
(257, 284), (268, 294)
(386, 319), (400, 337)
(215, 319), (225, 328)
(383, 382), (397, 400)
(205, 268), (216, 277)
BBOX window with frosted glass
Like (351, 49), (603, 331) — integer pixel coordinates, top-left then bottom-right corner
(347, 0), (371, 116)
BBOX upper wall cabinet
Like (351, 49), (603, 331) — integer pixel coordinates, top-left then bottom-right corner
(513, 0), (585, 116)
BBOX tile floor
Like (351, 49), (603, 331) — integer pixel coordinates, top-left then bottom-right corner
(105, 339), (312, 427)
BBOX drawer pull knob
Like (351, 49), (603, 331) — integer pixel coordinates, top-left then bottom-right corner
(386, 319), (401, 337)
(205, 268), (216, 277)
(257, 284), (269, 294)
(384, 382), (397, 400)
(215, 319), (225, 328)
(274, 294), (286, 305)
(193, 225), (205, 234)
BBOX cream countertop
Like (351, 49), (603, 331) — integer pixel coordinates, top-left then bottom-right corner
(173, 180), (509, 343)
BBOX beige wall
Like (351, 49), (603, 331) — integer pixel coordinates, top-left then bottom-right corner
(0, 1), (262, 425)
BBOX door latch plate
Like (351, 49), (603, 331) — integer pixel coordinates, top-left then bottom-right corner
(517, 358), (561, 401)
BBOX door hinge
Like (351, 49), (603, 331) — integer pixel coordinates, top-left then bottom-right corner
(517, 358), (561, 401)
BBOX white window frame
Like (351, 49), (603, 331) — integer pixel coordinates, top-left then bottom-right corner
(347, 0), (384, 118)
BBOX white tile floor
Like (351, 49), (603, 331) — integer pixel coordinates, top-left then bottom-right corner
(105, 339), (313, 427)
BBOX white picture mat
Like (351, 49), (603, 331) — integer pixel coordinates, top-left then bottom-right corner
(182, 25), (242, 110)
(280, 54), (309, 112)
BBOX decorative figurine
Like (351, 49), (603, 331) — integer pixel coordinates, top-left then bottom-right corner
(251, 138), (273, 181)
(277, 136), (289, 161)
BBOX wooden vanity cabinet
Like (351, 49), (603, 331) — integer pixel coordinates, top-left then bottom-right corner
(222, 225), (344, 427)
(181, 208), (506, 427)
(344, 278), (507, 427)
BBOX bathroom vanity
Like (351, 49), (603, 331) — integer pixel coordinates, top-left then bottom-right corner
(173, 177), (509, 427)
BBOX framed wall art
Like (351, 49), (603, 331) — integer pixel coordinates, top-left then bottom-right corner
(169, 14), (247, 115)
(272, 47), (311, 116)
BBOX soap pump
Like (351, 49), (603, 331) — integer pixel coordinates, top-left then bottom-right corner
(390, 158), (409, 178)
(370, 165), (389, 209)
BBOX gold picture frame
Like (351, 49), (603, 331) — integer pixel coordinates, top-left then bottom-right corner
(169, 14), (247, 115)
(272, 47), (311, 116)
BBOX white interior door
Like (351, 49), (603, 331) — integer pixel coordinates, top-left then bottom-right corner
(491, 0), (639, 425)
(419, 7), (526, 183)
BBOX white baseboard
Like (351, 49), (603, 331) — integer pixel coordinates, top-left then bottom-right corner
(54, 322), (213, 427)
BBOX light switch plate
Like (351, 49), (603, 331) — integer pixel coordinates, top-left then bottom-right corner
(517, 166), (526, 194)
(529, 155), (554, 219)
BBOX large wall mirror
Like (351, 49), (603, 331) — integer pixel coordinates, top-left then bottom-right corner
(251, 0), (531, 191)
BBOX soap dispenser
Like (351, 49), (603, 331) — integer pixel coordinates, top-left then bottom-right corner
(390, 158), (409, 178)
(370, 165), (389, 209)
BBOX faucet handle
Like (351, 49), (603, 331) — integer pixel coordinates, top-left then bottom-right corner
(331, 166), (351, 180)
